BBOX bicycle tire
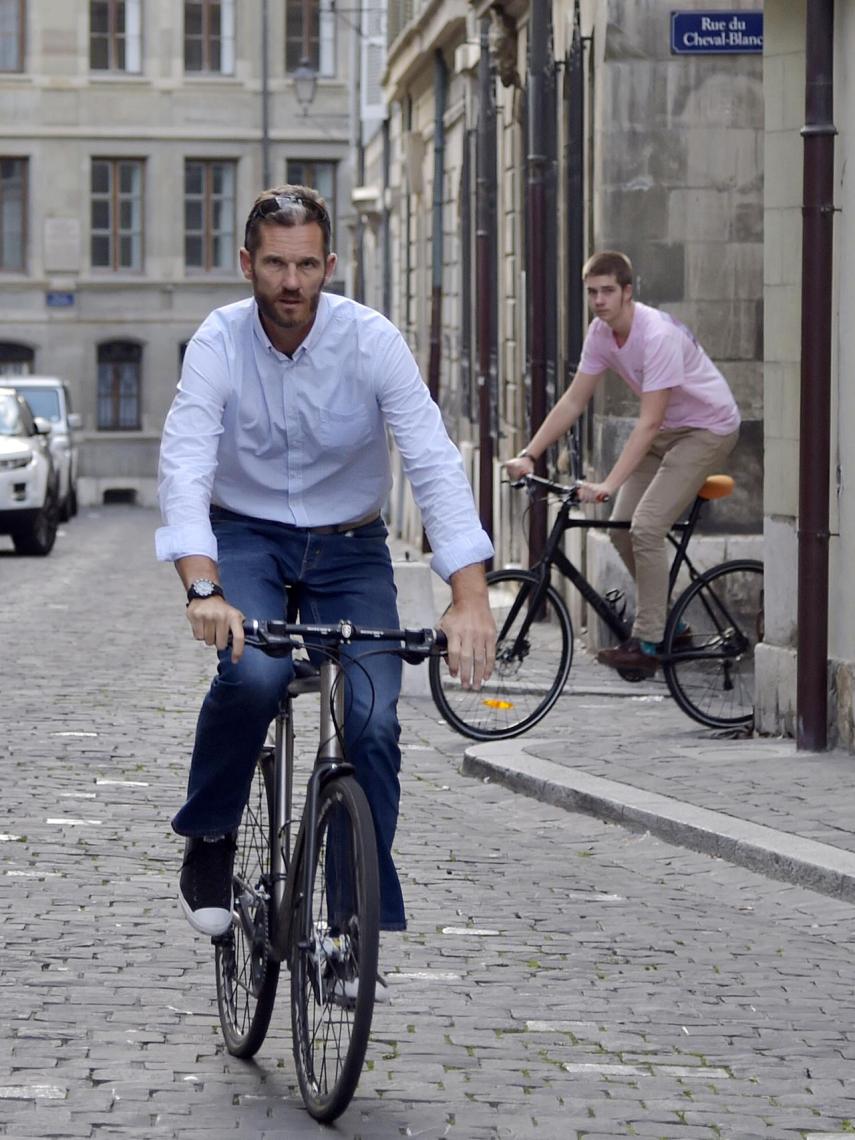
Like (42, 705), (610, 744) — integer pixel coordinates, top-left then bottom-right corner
(662, 559), (764, 730)
(215, 749), (281, 1057)
(429, 569), (574, 741)
(290, 774), (380, 1123)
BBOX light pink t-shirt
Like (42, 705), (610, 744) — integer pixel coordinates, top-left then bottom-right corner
(577, 302), (740, 435)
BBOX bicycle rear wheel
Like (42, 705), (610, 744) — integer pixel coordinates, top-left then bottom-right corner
(662, 559), (763, 729)
(290, 774), (380, 1123)
(429, 569), (574, 741)
(215, 749), (281, 1057)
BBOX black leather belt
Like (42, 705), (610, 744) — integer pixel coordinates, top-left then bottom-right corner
(210, 505), (382, 535)
(305, 510), (382, 535)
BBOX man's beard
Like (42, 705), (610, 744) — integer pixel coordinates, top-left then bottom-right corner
(256, 284), (322, 331)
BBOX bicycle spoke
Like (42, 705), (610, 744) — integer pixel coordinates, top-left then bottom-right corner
(215, 752), (280, 1057)
(430, 571), (573, 740)
(291, 777), (379, 1123)
(663, 560), (763, 729)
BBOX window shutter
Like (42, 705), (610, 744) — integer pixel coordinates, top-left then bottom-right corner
(360, 0), (386, 125)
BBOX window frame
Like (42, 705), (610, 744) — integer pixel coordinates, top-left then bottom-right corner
(184, 0), (235, 76)
(0, 157), (27, 273)
(0, 0), (24, 73)
(183, 158), (236, 274)
(90, 157), (144, 272)
(89, 0), (142, 73)
(285, 0), (334, 77)
(97, 340), (142, 431)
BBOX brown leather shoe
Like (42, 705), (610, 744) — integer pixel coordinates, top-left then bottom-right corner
(596, 637), (659, 676)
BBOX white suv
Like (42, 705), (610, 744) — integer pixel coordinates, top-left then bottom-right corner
(0, 387), (60, 556)
(4, 376), (81, 521)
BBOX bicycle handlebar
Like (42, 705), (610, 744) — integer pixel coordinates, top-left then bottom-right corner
(242, 618), (447, 661)
(508, 473), (611, 503)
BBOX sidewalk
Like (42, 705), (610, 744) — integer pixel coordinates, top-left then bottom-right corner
(458, 644), (855, 903)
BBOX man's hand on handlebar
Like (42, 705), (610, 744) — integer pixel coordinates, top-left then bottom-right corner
(575, 481), (612, 504)
(187, 596), (246, 663)
(503, 453), (535, 482)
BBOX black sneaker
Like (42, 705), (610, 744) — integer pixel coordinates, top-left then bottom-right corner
(178, 832), (237, 936)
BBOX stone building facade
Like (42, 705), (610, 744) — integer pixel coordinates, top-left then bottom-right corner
(369, 0), (764, 583)
(0, 0), (363, 505)
(758, 0), (855, 748)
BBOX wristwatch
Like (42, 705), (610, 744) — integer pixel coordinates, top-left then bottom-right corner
(186, 578), (225, 605)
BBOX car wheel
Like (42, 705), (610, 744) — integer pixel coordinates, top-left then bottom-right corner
(13, 490), (59, 557)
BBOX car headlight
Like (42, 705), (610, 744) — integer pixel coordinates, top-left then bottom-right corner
(0, 455), (32, 470)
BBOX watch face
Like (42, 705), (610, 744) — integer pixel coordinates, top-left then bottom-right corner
(191, 579), (216, 597)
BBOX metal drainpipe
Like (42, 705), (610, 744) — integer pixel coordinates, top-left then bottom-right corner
(527, 0), (549, 564)
(427, 50), (447, 404)
(797, 0), (836, 750)
(476, 17), (495, 545)
(261, 0), (271, 187)
(564, 5), (584, 479)
(382, 117), (391, 317)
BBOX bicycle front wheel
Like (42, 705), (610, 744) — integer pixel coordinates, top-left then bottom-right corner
(429, 569), (574, 741)
(290, 774), (380, 1124)
(662, 559), (764, 730)
(215, 749), (281, 1057)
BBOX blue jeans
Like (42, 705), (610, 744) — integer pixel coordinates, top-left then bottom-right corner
(172, 509), (406, 931)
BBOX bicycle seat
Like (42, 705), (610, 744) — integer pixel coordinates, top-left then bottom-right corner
(697, 474), (734, 500)
(288, 658), (322, 697)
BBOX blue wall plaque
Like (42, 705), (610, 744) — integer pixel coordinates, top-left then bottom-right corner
(46, 291), (75, 308)
(671, 11), (763, 54)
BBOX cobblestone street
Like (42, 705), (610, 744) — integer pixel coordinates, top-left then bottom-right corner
(3, 508), (855, 1139)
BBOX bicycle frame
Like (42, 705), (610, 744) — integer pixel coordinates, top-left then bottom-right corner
(519, 482), (712, 645)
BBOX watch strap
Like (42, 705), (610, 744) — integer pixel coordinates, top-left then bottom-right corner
(186, 579), (225, 605)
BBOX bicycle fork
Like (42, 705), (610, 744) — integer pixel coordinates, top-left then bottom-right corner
(298, 656), (349, 1000)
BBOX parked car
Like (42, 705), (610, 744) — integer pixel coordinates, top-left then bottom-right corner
(3, 376), (81, 521)
(0, 387), (60, 556)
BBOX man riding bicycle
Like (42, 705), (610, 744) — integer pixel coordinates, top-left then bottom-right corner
(156, 186), (496, 989)
(506, 250), (740, 676)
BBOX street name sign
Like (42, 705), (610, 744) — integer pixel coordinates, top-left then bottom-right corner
(671, 10), (763, 54)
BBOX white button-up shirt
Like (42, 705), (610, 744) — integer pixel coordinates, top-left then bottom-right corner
(155, 293), (493, 582)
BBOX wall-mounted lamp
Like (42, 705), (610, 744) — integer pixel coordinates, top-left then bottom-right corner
(293, 56), (318, 111)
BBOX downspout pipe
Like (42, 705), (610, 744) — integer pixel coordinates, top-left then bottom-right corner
(261, 0), (271, 187)
(476, 17), (495, 544)
(427, 50), (447, 404)
(564, 5), (585, 479)
(527, 0), (549, 564)
(797, 0), (836, 750)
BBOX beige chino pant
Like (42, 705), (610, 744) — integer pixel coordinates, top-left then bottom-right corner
(609, 426), (740, 644)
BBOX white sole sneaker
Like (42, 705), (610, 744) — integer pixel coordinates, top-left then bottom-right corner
(178, 890), (233, 937)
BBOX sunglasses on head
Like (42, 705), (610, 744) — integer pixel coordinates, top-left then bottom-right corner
(244, 193), (330, 246)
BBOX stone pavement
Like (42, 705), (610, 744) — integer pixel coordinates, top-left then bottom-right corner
(3, 507), (855, 1140)
(462, 652), (855, 905)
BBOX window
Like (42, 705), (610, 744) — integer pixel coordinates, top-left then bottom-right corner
(90, 1), (142, 72)
(0, 0), (23, 71)
(97, 341), (141, 430)
(184, 0), (235, 74)
(0, 158), (25, 271)
(0, 342), (33, 375)
(285, 0), (334, 76)
(91, 159), (143, 270)
(286, 159), (336, 240)
(184, 159), (235, 271)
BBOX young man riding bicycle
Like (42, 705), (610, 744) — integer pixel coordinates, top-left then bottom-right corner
(156, 185), (496, 987)
(505, 250), (740, 677)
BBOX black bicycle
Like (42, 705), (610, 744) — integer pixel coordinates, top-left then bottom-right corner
(212, 618), (444, 1123)
(429, 474), (763, 740)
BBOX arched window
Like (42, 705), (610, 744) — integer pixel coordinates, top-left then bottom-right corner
(0, 341), (34, 376)
(97, 340), (141, 429)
